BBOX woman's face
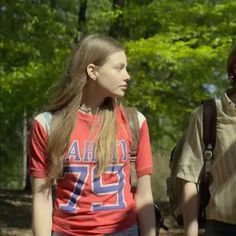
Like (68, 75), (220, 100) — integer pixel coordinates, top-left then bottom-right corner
(94, 50), (131, 99)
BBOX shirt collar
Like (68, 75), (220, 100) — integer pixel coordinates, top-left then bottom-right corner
(222, 88), (236, 116)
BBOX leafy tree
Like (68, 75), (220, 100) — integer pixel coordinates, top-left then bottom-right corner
(1, 0), (236, 188)
(120, 0), (236, 148)
(0, 0), (79, 188)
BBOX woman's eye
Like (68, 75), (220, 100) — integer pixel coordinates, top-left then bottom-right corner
(114, 64), (125, 70)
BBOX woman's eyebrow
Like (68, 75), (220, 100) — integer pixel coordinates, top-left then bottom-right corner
(114, 63), (127, 67)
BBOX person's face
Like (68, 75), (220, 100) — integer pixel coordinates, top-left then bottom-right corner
(94, 50), (131, 98)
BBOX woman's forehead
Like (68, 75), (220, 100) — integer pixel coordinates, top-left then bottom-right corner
(105, 51), (127, 64)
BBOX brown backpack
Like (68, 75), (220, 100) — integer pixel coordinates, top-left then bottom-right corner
(124, 107), (168, 234)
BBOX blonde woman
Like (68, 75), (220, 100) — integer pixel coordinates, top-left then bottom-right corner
(28, 35), (156, 236)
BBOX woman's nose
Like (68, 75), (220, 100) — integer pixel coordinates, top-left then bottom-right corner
(125, 70), (131, 81)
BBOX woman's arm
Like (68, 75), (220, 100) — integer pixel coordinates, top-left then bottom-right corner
(135, 175), (156, 236)
(181, 180), (198, 236)
(31, 177), (52, 236)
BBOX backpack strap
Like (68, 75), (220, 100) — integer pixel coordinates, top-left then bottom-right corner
(199, 99), (216, 225)
(124, 107), (140, 159)
(202, 99), (217, 173)
(124, 107), (169, 232)
(123, 107), (140, 191)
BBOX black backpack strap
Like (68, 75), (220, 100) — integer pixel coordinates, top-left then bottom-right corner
(198, 99), (216, 226)
(202, 99), (217, 173)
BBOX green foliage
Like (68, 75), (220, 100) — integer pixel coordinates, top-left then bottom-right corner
(0, 0), (78, 188)
(124, 35), (231, 145)
(121, 0), (235, 149)
(1, 0), (236, 188)
(85, 0), (118, 34)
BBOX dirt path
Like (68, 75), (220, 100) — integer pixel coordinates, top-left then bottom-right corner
(0, 190), (32, 236)
(0, 190), (200, 236)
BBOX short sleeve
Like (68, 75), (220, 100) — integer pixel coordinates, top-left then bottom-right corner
(136, 112), (153, 177)
(176, 105), (204, 183)
(28, 117), (49, 178)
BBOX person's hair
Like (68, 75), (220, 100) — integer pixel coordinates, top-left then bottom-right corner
(42, 35), (124, 190)
(227, 44), (236, 87)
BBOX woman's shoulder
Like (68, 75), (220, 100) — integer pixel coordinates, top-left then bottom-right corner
(33, 112), (52, 132)
(136, 110), (146, 129)
(119, 106), (146, 129)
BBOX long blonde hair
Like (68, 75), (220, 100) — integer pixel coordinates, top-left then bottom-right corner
(43, 35), (124, 189)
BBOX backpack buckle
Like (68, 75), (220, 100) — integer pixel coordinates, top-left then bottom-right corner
(204, 150), (212, 161)
(204, 150), (213, 172)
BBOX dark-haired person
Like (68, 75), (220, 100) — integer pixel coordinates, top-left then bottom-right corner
(176, 45), (236, 236)
(28, 35), (156, 236)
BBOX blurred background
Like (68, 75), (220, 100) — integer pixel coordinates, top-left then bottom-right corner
(0, 0), (236, 235)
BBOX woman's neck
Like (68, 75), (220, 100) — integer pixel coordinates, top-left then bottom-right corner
(81, 84), (106, 112)
(79, 104), (100, 114)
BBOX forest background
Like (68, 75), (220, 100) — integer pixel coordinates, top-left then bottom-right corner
(1, 0), (236, 204)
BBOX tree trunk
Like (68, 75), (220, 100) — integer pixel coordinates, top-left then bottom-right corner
(109, 0), (124, 38)
(77, 0), (87, 41)
(22, 109), (27, 190)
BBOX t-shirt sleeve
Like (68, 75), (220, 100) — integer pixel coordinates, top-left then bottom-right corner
(136, 112), (153, 177)
(176, 105), (204, 183)
(28, 118), (49, 178)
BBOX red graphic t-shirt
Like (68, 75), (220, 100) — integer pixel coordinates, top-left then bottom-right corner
(28, 108), (153, 235)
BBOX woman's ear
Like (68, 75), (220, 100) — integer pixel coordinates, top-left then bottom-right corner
(87, 64), (96, 80)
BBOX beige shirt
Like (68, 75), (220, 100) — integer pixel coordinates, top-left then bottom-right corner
(176, 88), (236, 224)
